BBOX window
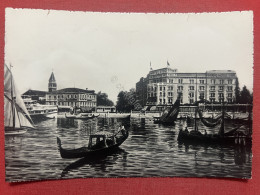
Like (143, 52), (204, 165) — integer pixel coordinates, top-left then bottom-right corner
(199, 93), (205, 100)
(220, 79), (224, 84)
(190, 99), (194, 104)
(210, 93), (215, 97)
(163, 87), (165, 91)
(178, 79), (183, 84)
(190, 79), (194, 84)
(210, 98), (215, 103)
(227, 86), (233, 91)
(211, 79), (216, 84)
(178, 86), (183, 91)
(228, 79), (232, 84)
(169, 79), (173, 83)
(219, 93), (224, 98)
(163, 93), (165, 97)
(189, 92), (194, 98)
(210, 86), (215, 91)
(199, 86), (205, 91)
(160, 87), (162, 91)
(228, 93), (232, 98)
(200, 80), (205, 84)
(189, 86), (194, 90)
(219, 86), (224, 91)
(160, 92), (162, 97)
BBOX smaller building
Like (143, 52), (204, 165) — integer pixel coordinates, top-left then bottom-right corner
(96, 106), (116, 113)
(136, 77), (148, 107)
(22, 89), (47, 104)
(46, 87), (97, 109)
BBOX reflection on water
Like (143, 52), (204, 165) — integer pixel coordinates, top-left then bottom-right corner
(5, 116), (252, 182)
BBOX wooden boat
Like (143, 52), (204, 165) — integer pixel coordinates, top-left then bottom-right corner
(177, 103), (252, 147)
(98, 113), (131, 119)
(57, 126), (129, 159)
(153, 96), (180, 125)
(65, 113), (99, 120)
(4, 64), (35, 135)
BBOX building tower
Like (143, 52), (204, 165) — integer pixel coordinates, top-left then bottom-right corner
(48, 72), (57, 92)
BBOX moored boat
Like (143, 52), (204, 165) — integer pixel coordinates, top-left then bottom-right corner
(153, 96), (180, 125)
(27, 103), (58, 120)
(57, 125), (129, 159)
(98, 113), (131, 119)
(4, 64), (35, 135)
(177, 103), (252, 147)
(65, 113), (99, 120)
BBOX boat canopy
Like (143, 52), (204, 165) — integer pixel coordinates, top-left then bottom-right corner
(4, 64), (34, 129)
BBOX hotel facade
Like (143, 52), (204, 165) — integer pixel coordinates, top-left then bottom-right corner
(136, 66), (238, 107)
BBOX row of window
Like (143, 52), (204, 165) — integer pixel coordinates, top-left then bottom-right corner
(48, 94), (96, 100)
(148, 84), (233, 92)
(148, 92), (233, 98)
(150, 78), (233, 84)
(157, 95), (233, 105)
(48, 101), (96, 107)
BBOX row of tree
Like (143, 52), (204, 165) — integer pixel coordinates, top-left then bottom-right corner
(235, 79), (253, 104)
(96, 91), (114, 106)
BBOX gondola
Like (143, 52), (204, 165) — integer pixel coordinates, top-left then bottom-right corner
(57, 126), (129, 159)
(177, 127), (251, 147)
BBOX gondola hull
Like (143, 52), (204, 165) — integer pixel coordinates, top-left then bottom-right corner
(177, 130), (252, 147)
(57, 132), (128, 159)
(65, 113), (99, 120)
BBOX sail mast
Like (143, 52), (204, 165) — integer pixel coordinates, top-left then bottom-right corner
(194, 73), (198, 131)
(219, 101), (225, 136)
(10, 65), (16, 129)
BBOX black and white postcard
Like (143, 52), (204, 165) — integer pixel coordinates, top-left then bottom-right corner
(4, 8), (253, 182)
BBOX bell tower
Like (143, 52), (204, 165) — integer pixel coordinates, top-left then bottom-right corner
(48, 72), (57, 92)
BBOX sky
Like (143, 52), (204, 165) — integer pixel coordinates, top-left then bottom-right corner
(5, 8), (254, 103)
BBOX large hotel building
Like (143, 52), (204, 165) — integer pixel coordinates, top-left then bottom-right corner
(136, 65), (238, 108)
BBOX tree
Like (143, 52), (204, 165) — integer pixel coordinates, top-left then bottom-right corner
(234, 78), (241, 103)
(116, 91), (134, 112)
(239, 86), (253, 104)
(96, 91), (114, 106)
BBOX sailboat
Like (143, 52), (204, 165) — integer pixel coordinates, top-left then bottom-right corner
(153, 95), (181, 125)
(4, 64), (34, 135)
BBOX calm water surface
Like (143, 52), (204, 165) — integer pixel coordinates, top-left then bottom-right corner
(5, 116), (252, 182)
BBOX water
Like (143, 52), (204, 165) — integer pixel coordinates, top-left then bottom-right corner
(5, 116), (252, 182)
